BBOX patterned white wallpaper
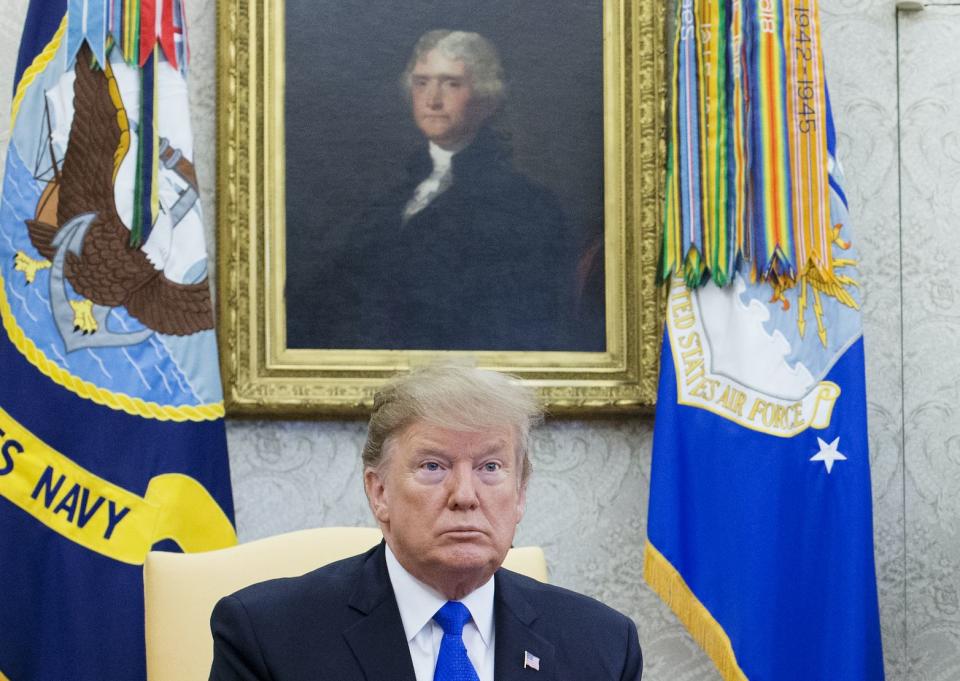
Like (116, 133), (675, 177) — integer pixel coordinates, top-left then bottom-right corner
(2, 0), (958, 678)
(898, 7), (960, 680)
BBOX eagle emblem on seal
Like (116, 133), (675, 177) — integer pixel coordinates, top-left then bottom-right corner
(14, 43), (213, 352)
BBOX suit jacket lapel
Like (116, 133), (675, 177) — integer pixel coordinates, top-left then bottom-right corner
(342, 542), (417, 681)
(494, 570), (556, 681)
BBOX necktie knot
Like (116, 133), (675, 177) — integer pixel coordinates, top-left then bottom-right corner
(433, 600), (472, 637)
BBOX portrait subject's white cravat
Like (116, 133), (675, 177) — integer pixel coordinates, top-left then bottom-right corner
(402, 143), (456, 225)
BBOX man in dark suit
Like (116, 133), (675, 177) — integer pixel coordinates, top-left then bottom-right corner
(290, 30), (603, 352)
(209, 365), (642, 680)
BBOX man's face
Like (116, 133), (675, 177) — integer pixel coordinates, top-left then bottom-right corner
(365, 421), (526, 598)
(410, 49), (488, 149)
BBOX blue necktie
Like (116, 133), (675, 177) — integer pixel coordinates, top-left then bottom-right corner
(432, 601), (480, 681)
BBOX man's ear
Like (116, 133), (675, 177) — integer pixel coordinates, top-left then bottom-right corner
(515, 482), (527, 524)
(364, 468), (390, 524)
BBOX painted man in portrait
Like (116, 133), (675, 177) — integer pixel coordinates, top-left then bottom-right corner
(298, 30), (595, 351)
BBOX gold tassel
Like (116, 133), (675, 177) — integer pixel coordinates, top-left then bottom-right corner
(643, 542), (750, 681)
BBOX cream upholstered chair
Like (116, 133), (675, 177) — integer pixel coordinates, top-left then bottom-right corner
(143, 526), (548, 681)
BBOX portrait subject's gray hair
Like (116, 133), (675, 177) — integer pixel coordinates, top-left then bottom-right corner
(362, 364), (541, 485)
(401, 30), (506, 107)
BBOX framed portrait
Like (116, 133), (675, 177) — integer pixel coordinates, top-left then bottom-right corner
(217, 0), (666, 416)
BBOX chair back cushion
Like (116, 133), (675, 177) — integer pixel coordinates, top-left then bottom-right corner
(143, 526), (546, 680)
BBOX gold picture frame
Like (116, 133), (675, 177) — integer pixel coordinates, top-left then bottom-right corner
(217, 0), (666, 416)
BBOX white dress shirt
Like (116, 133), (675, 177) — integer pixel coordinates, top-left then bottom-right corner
(385, 544), (495, 681)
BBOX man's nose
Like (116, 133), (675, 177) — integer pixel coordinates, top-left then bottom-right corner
(447, 465), (479, 509)
(426, 82), (443, 109)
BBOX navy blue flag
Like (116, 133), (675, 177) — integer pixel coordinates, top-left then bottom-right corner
(645, 102), (885, 679)
(0, 2), (235, 678)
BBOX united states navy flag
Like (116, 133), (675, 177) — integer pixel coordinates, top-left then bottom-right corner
(0, 2), (236, 678)
(646, 0), (884, 677)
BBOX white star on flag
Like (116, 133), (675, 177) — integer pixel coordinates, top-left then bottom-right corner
(810, 436), (847, 474)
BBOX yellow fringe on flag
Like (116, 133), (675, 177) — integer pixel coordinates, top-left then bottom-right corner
(9, 15), (67, 129)
(644, 542), (750, 681)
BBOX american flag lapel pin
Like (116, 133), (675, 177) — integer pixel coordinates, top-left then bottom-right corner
(523, 650), (540, 671)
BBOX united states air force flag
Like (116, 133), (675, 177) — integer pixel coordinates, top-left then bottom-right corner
(0, 2), (235, 678)
(645, 0), (884, 678)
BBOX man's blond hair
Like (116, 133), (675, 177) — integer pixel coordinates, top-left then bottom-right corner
(362, 364), (541, 484)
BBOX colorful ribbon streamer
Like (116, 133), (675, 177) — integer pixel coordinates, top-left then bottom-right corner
(662, 0), (835, 291)
(65, 0), (189, 71)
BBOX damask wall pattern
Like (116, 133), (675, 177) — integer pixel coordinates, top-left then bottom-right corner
(898, 7), (960, 680)
(1, 0), (958, 678)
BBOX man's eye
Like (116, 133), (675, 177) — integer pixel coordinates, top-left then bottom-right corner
(422, 461), (441, 472)
(445, 80), (462, 89)
(481, 462), (501, 473)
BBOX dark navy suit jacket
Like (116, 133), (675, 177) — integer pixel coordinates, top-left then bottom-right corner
(209, 542), (642, 680)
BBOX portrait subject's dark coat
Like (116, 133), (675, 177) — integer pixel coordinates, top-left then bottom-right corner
(209, 542), (643, 680)
(290, 128), (600, 351)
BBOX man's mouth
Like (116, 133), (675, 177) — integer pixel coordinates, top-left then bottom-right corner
(443, 527), (484, 536)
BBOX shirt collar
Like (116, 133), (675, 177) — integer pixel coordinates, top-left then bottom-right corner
(384, 543), (495, 648)
(428, 141), (457, 172)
